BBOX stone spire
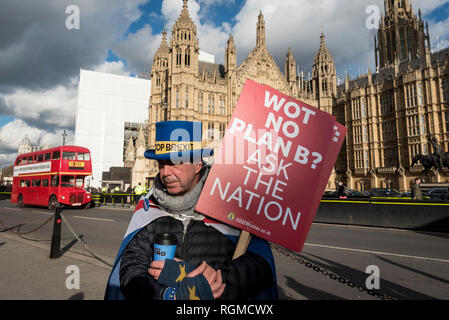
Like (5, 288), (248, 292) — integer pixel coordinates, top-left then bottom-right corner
(226, 33), (236, 73)
(170, 0), (199, 74)
(124, 135), (135, 168)
(285, 48), (297, 83)
(135, 124), (146, 152)
(256, 10), (266, 48)
(173, 0), (196, 32)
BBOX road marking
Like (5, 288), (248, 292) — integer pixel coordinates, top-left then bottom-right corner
(73, 216), (115, 222)
(312, 222), (410, 233)
(32, 210), (53, 215)
(304, 243), (449, 264)
(3, 207), (21, 211)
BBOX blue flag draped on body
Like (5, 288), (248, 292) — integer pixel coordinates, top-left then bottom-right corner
(104, 195), (278, 300)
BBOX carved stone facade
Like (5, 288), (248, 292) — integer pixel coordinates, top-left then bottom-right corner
(18, 136), (49, 155)
(334, 0), (449, 191)
(137, 0), (449, 191)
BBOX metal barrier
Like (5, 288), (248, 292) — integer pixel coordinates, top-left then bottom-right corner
(98, 193), (142, 207)
(0, 191), (141, 208)
(0, 192), (12, 200)
(317, 197), (449, 232)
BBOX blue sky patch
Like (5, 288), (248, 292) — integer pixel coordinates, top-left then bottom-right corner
(0, 115), (15, 128)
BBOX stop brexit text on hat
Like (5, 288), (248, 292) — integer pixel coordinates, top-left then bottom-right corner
(195, 79), (347, 253)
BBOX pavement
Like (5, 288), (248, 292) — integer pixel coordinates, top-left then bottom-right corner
(0, 231), (112, 300)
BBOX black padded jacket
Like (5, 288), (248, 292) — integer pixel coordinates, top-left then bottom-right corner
(119, 215), (273, 300)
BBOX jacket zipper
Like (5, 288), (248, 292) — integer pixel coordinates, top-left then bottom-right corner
(179, 219), (190, 259)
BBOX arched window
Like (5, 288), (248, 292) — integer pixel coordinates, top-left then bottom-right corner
(322, 80), (328, 92)
(185, 48), (190, 66)
(209, 94), (214, 114)
(176, 48), (182, 66)
(219, 96), (225, 114)
(199, 93), (203, 113)
(185, 87), (189, 108)
(175, 87), (179, 108)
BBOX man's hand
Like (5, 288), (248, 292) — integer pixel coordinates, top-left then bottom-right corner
(187, 261), (226, 299)
(149, 260), (226, 299)
(148, 258), (182, 280)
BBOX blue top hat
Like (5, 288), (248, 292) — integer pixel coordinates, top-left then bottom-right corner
(144, 121), (213, 162)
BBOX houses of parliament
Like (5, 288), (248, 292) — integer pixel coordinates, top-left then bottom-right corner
(124, 0), (449, 192)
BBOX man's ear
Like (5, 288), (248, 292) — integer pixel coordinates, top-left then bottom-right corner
(194, 161), (203, 175)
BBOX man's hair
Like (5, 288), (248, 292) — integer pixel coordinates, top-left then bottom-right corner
(414, 177), (421, 183)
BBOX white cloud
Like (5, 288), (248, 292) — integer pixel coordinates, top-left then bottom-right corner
(430, 17), (449, 44)
(0, 119), (74, 159)
(1, 85), (78, 129)
(113, 24), (160, 75)
(93, 60), (131, 76)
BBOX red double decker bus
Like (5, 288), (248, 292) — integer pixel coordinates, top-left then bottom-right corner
(11, 145), (93, 209)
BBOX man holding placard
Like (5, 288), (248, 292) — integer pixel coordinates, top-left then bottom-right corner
(105, 121), (277, 300)
(106, 79), (345, 301)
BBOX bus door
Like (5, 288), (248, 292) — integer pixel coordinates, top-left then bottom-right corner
(30, 178), (41, 205)
(18, 179), (31, 205)
(39, 177), (50, 206)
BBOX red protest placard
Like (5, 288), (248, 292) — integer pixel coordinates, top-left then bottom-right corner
(195, 79), (345, 253)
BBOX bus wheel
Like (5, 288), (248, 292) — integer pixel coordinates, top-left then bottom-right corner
(18, 194), (24, 208)
(48, 195), (58, 210)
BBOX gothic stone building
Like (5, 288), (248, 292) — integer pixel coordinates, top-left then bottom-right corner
(141, 0), (449, 191)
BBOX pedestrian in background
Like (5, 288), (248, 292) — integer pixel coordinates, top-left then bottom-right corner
(337, 181), (348, 199)
(411, 177), (423, 200)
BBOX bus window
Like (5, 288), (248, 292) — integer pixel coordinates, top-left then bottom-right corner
(44, 153), (51, 161)
(51, 176), (59, 187)
(27, 156), (33, 163)
(76, 177), (84, 188)
(32, 179), (41, 187)
(20, 180), (28, 187)
(42, 179), (49, 187)
(37, 154), (44, 162)
(52, 151), (60, 160)
(77, 153), (90, 161)
(61, 176), (75, 187)
(16, 158), (21, 165)
(63, 152), (76, 160)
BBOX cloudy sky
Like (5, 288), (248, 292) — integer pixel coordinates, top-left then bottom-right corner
(1, 0), (448, 168)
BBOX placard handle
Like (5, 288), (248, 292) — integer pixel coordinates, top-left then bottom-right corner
(232, 230), (252, 260)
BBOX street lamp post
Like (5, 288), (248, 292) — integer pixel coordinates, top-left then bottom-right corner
(62, 130), (67, 146)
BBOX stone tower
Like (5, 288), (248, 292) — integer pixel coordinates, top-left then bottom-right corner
(18, 136), (32, 155)
(149, 27), (170, 148)
(312, 33), (337, 114)
(169, 0), (199, 111)
(285, 48), (298, 97)
(375, 0), (430, 69)
(225, 34), (236, 75)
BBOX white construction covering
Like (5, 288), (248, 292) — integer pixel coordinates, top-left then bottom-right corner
(74, 69), (151, 188)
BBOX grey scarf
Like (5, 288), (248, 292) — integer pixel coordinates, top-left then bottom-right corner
(152, 164), (210, 221)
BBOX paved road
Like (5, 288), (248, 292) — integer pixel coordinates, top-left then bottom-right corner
(1, 200), (448, 300)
